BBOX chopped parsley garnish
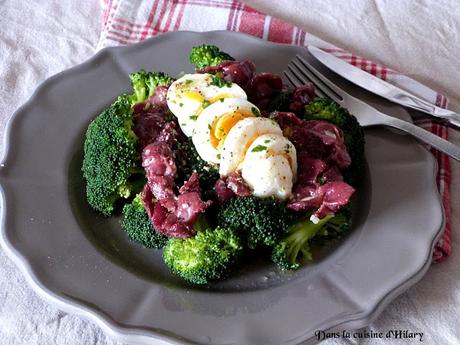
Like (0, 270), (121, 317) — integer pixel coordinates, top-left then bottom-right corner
(216, 153), (221, 159)
(189, 115), (198, 121)
(251, 107), (260, 116)
(264, 139), (271, 144)
(202, 100), (211, 109)
(210, 73), (232, 88)
(284, 143), (292, 154)
(251, 145), (267, 152)
(185, 79), (193, 84)
(179, 102), (184, 107)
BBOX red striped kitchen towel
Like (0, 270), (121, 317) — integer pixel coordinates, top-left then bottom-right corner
(98, 0), (451, 262)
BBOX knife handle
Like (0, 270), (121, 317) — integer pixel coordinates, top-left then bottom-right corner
(400, 94), (460, 128)
(432, 108), (460, 128)
(384, 116), (460, 162)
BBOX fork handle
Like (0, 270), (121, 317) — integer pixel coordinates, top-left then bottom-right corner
(383, 117), (460, 162)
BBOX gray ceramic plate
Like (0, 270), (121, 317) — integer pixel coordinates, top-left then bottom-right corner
(0, 31), (444, 345)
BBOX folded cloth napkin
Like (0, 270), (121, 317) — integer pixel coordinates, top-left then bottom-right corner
(99, 0), (451, 262)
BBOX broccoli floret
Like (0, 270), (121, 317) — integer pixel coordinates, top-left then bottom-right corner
(82, 96), (144, 216)
(121, 193), (167, 249)
(303, 98), (365, 187)
(271, 214), (335, 270)
(163, 227), (243, 284)
(217, 196), (294, 249)
(315, 203), (352, 241)
(210, 73), (233, 88)
(189, 44), (234, 70)
(129, 70), (174, 105)
(175, 138), (220, 192)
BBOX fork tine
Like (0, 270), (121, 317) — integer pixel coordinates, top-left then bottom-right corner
(295, 55), (344, 102)
(283, 70), (301, 88)
(284, 67), (326, 98)
(289, 59), (340, 103)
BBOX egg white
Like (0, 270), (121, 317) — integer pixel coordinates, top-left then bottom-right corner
(192, 98), (259, 164)
(241, 134), (297, 200)
(219, 117), (282, 176)
(166, 73), (247, 137)
(242, 155), (293, 200)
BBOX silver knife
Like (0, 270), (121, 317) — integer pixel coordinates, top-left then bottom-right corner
(307, 46), (460, 128)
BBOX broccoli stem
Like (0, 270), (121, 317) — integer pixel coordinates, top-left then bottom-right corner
(193, 215), (211, 232)
(272, 214), (334, 270)
(285, 215), (333, 261)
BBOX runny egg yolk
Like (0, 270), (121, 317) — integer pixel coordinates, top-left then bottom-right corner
(183, 91), (240, 106)
(183, 91), (204, 103)
(210, 112), (251, 149)
(183, 92), (244, 121)
(208, 94), (235, 104)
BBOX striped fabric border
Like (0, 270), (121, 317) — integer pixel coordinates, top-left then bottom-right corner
(99, 0), (452, 262)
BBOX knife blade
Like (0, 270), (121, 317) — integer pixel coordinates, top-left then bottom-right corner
(307, 46), (460, 128)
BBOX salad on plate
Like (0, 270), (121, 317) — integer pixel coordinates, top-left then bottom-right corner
(81, 44), (365, 285)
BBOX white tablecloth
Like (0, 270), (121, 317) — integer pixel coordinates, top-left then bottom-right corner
(0, 1), (459, 344)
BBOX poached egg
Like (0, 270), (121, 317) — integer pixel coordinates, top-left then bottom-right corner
(192, 98), (259, 164)
(241, 134), (297, 199)
(219, 117), (282, 176)
(166, 73), (247, 137)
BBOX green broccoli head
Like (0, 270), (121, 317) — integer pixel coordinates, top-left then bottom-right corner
(163, 227), (243, 284)
(271, 214), (334, 270)
(217, 196), (294, 249)
(121, 193), (167, 249)
(129, 70), (174, 105)
(82, 96), (144, 216)
(303, 98), (365, 187)
(175, 138), (220, 193)
(189, 44), (234, 70)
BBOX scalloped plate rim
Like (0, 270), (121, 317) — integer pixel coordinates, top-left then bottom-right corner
(0, 30), (445, 345)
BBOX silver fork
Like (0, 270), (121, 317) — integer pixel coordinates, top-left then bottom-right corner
(284, 55), (460, 162)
